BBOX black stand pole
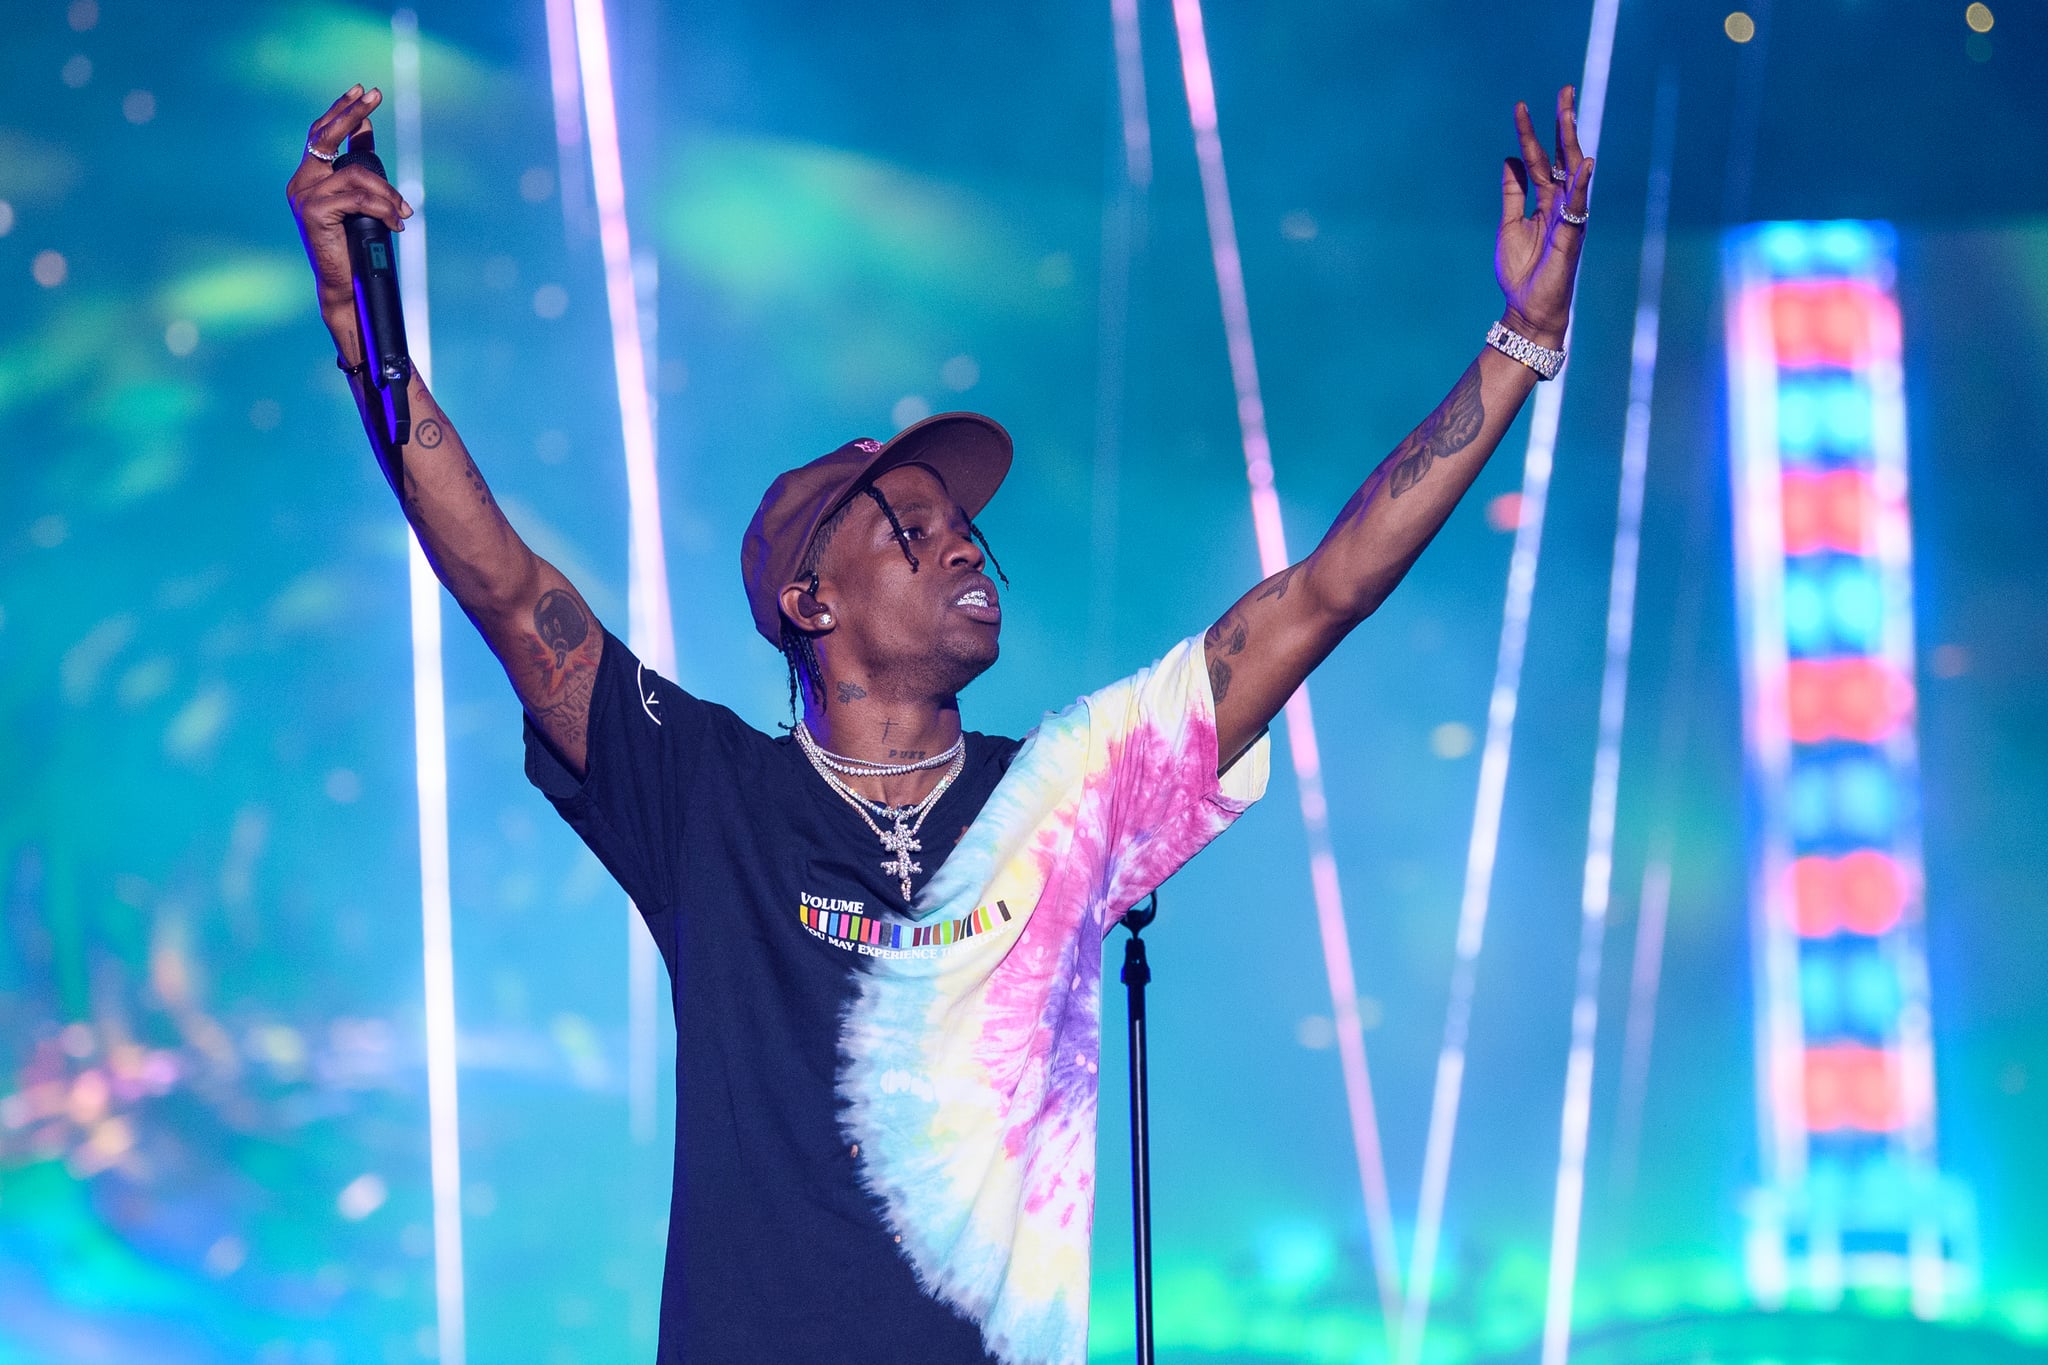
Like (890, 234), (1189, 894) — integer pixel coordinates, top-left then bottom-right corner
(1121, 891), (1158, 1365)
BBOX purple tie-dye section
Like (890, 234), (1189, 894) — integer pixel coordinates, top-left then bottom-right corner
(838, 638), (1266, 1365)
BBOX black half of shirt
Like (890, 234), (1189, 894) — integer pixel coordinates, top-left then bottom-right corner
(525, 629), (1023, 1365)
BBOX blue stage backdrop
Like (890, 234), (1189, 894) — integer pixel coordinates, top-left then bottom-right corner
(2, 1), (2045, 1362)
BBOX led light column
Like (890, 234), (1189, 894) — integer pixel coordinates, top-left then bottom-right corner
(1725, 220), (1975, 1318)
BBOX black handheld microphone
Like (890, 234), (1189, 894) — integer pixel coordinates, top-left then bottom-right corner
(333, 129), (413, 447)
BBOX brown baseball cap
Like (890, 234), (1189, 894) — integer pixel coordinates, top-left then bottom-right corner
(740, 411), (1013, 646)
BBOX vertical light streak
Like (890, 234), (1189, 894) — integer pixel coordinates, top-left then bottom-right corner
(1610, 845), (1670, 1197)
(391, 12), (465, 1365)
(543, 0), (591, 240)
(1401, 4), (1620, 1358)
(569, 0), (671, 1146)
(1538, 74), (1677, 1365)
(1089, 0), (1151, 671)
(1168, 0), (1400, 1336)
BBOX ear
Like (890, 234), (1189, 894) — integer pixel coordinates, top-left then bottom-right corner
(779, 581), (835, 635)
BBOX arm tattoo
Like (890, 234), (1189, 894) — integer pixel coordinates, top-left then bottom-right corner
(1255, 562), (1305, 602)
(529, 661), (597, 752)
(460, 456), (496, 510)
(414, 418), (446, 449)
(1209, 656), (1233, 703)
(1384, 360), (1486, 500)
(534, 589), (592, 673)
(1203, 610), (1249, 704)
(836, 681), (868, 703)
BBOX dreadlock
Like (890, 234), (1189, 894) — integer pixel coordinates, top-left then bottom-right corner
(778, 480), (1008, 721)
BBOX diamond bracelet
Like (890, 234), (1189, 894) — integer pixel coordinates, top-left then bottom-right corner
(1485, 320), (1566, 380)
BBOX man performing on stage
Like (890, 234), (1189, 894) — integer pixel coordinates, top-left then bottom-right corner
(288, 80), (1593, 1365)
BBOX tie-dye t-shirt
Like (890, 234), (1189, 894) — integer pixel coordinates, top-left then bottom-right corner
(525, 629), (1269, 1365)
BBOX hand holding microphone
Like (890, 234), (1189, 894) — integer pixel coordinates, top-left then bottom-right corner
(287, 85), (417, 447)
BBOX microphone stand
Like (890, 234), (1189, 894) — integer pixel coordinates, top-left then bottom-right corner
(1120, 891), (1159, 1365)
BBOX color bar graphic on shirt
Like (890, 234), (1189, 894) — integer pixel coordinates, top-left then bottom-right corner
(800, 899), (1013, 951)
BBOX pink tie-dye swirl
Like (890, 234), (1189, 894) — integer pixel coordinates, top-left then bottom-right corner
(837, 637), (1270, 1365)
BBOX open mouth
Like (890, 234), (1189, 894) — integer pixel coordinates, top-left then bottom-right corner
(952, 583), (1001, 622)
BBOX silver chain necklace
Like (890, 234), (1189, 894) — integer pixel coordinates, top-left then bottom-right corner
(795, 725), (967, 902)
(794, 722), (965, 778)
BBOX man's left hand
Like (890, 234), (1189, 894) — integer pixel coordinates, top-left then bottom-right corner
(1497, 85), (1594, 348)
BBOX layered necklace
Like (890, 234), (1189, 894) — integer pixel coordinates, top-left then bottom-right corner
(794, 723), (967, 903)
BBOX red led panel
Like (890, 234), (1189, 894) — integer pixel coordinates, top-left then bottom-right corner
(1837, 849), (1908, 934)
(1786, 658), (1914, 743)
(1782, 469), (1878, 555)
(1768, 282), (1900, 369)
(1790, 851), (1906, 936)
(1804, 1044), (1903, 1131)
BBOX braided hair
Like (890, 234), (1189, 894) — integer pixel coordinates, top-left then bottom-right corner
(778, 482), (1007, 719)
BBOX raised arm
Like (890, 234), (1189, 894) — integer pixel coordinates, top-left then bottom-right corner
(1206, 87), (1595, 770)
(288, 87), (603, 774)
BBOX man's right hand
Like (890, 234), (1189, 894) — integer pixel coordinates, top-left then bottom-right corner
(286, 85), (412, 354)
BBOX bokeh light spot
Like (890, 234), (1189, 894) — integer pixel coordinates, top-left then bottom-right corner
(29, 514), (70, 549)
(941, 354), (980, 392)
(249, 399), (283, 431)
(325, 769), (363, 804)
(1966, 2), (1994, 32)
(122, 89), (157, 124)
(67, 0), (98, 30)
(1295, 1014), (1335, 1049)
(61, 54), (93, 88)
(1430, 721), (1475, 759)
(532, 283), (569, 319)
(337, 1172), (388, 1220)
(204, 1234), (246, 1278)
(519, 166), (555, 203)
(165, 319), (199, 355)
(891, 394), (933, 428)
(1929, 642), (1970, 678)
(536, 429), (570, 464)
(32, 250), (69, 287)
(1485, 490), (1524, 532)
(1724, 11), (1756, 41)
(0, 200), (14, 237)
(1280, 211), (1318, 241)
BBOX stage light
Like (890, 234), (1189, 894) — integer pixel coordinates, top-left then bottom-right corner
(1804, 1045), (1901, 1131)
(1776, 380), (1823, 456)
(1827, 563), (1884, 652)
(1788, 765), (1835, 843)
(1781, 472), (1824, 553)
(1846, 949), (1903, 1029)
(32, 249), (68, 288)
(1787, 659), (1909, 744)
(1725, 11), (1757, 42)
(1837, 849), (1907, 933)
(1814, 222), (1877, 274)
(1791, 856), (1838, 935)
(1966, 2), (1994, 32)
(1800, 955), (1843, 1034)
(1822, 377), (1874, 451)
(1782, 568), (1830, 657)
(1834, 755), (1898, 842)
(1757, 222), (1811, 274)
(1820, 469), (1875, 552)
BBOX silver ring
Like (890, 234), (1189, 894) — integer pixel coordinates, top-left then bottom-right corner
(306, 140), (338, 164)
(1549, 163), (1569, 184)
(1558, 205), (1589, 226)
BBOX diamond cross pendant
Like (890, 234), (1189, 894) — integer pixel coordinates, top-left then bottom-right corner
(880, 823), (922, 899)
